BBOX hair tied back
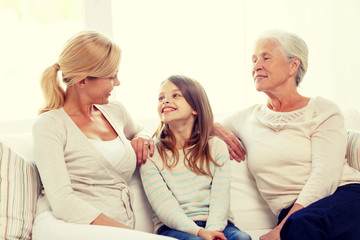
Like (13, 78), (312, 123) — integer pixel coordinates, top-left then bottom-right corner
(53, 63), (60, 71)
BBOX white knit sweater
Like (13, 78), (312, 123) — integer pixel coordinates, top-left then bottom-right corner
(222, 97), (360, 215)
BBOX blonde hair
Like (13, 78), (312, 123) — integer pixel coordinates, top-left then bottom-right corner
(257, 30), (308, 86)
(39, 30), (121, 113)
(154, 75), (219, 177)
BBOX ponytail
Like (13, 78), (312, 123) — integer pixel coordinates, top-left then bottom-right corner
(38, 63), (65, 114)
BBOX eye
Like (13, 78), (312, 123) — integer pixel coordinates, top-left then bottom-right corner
(158, 96), (164, 101)
(109, 74), (117, 80)
(173, 93), (181, 98)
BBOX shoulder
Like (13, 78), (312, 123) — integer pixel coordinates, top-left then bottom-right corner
(208, 136), (227, 148)
(310, 96), (343, 117)
(33, 108), (66, 132)
(208, 136), (230, 161)
(141, 148), (164, 171)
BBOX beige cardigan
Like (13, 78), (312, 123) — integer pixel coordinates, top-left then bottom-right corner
(33, 101), (148, 228)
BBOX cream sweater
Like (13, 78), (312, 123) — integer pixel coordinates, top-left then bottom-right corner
(33, 101), (148, 228)
(222, 97), (360, 215)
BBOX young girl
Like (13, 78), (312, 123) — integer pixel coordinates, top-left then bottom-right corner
(140, 75), (251, 240)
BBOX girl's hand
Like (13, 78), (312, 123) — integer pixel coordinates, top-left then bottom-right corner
(130, 137), (155, 165)
(212, 123), (246, 162)
(197, 228), (227, 240)
(259, 227), (280, 240)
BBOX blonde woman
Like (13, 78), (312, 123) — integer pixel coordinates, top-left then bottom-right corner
(32, 31), (173, 240)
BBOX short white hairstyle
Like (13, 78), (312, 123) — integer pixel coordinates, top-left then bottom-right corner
(257, 30), (309, 86)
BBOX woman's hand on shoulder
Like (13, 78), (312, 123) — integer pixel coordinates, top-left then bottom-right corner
(131, 137), (155, 165)
(197, 228), (226, 240)
(212, 123), (246, 162)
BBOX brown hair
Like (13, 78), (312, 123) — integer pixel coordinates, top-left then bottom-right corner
(154, 75), (219, 177)
(39, 30), (121, 113)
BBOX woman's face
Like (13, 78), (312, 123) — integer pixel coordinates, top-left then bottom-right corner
(85, 74), (120, 105)
(251, 39), (293, 93)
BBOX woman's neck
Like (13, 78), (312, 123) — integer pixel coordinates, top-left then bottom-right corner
(63, 88), (96, 119)
(266, 91), (310, 112)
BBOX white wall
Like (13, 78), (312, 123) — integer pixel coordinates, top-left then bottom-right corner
(110, 0), (360, 121)
(1, 0), (359, 122)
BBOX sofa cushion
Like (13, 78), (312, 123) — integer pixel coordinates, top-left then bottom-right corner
(347, 129), (360, 171)
(0, 141), (40, 240)
(230, 160), (277, 230)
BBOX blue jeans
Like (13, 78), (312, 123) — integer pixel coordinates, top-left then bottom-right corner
(157, 221), (252, 240)
(279, 184), (360, 240)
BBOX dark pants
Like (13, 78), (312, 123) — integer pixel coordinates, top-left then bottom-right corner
(278, 184), (360, 240)
(158, 221), (252, 240)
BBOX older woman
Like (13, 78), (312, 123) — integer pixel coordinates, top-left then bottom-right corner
(213, 30), (360, 240)
(32, 30), (173, 240)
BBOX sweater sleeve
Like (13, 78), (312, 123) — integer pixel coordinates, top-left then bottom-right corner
(296, 102), (347, 207)
(205, 138), (231, 231)
(33, 114), (101, 223)
(116, 102), (151, 140)
(140, 157), (202, 236)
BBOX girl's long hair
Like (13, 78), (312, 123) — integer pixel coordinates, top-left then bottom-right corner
(154, 75), (219, 177)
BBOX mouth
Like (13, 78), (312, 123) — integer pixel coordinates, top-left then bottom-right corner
(254, 74), (268, 81)
(162, 107), (176, 113)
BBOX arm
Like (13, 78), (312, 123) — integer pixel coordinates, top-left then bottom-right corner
(260, 203), (304, 240)
(212, 123), (246, 162)
(205, 139), (232, 231)
(33, 115), (100, 223)
(296, 105), (346, 207)
(140, 158), (202, 236)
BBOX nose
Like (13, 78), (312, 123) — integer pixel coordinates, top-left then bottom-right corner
(253, 59), (262, 72)
(114, 76), (120, 86)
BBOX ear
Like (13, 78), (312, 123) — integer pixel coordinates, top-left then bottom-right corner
(192, 110), (198, 116)
(75, 79), (86, 89)
(289, 57), (301, 76)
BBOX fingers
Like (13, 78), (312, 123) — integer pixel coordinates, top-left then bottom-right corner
(227, 140), (246, 162)
(213, 231), (226, 240)
(131, 137), (154, 165)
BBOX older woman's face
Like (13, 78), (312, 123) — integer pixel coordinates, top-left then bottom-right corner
(252, 39), (292, 93)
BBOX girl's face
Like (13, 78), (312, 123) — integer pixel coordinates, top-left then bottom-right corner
(157, 80), (197, 127)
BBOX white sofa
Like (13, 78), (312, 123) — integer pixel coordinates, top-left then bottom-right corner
(1, 111), (360, 240)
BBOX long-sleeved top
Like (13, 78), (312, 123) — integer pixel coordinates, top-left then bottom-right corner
(33, 101), (148, 228)
(140, 137), (234, 236)
(222, 96), (360, 215)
